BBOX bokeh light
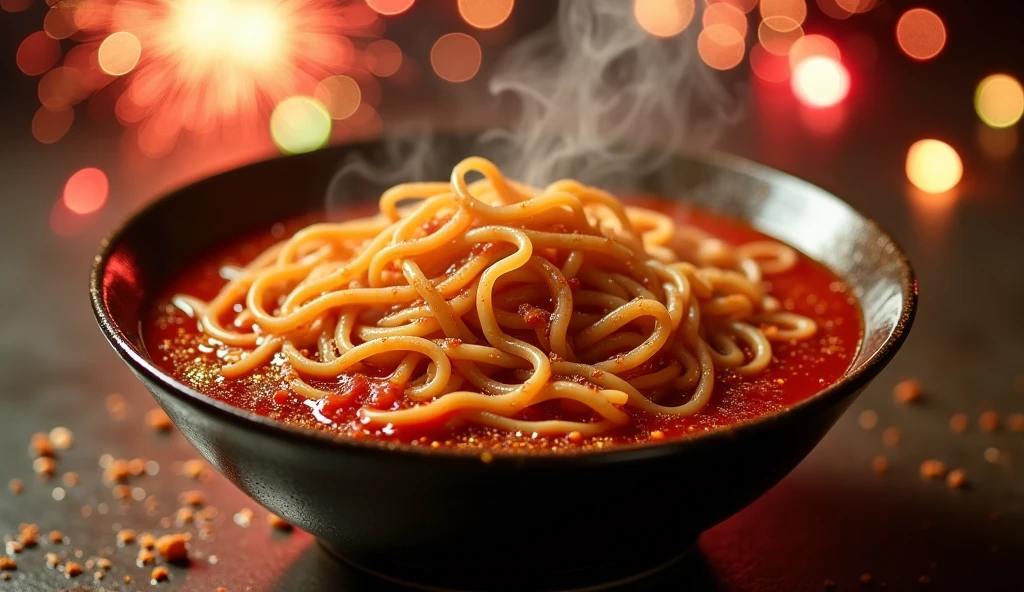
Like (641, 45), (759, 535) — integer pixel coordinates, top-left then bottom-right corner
(975, 74), (1024, 129)
(708, 0), (757, 13)
(758, 17), (803, 56)
(63, 167), (110, 215)
(815, 0), (851, 20)
(32, 106), (74, 144)
(314, 75), (362, 121)
(896, 8), (946, 61)
(906, 139), (962, 194)
(365, 0), (415, 16)
(976, 124), (1018, 161)
(633, 0), (695, 38)
(458, 0), (514, 30)
(16, 31), (61, 76)
(750, 43), (790, 83)
(789, 34), (840, 69)
(0, 0), (33, 13)
(703, 1), (747, 38)
(38, 67), (86, 109)
(270, 96), (332, 155)
(366, 39), (402, 77)
(43, 7), (80, 40)
(98, 32), (142, 76)
(760, 0), (807, 26)
(430, 33), (483, 83)
(792, 56), (849, 108)
(697, 24), (745, 71)
(835, 0), (875, 14)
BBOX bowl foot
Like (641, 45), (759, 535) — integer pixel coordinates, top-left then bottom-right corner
(318, 540), (696, 592)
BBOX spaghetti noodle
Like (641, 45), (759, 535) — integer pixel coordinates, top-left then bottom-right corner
(172, 157), (817, 437)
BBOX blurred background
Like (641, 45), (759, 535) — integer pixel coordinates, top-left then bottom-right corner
(1, 0), (1022, 590)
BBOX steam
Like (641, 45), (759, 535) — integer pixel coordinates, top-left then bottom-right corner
(326, 0), (740, 211)
(486, 0), (740, 188)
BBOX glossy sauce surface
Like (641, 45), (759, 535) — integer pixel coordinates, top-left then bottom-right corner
(144, 200), (862, 452)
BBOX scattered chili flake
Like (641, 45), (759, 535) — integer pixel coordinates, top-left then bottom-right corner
(893, 379), (923, 404)
(139, 533), (156, 550)
(155, 534), (189, 563)
(8, 478), (23, 495)
(182, 459), (206, 480)
(146, 408), (173, 432)
(273, 390), (291, 405)
(61, 472), (80, 487)
(234, 508), (254, 527)
(112, 485), (131, 500)
(48, 530), (65, 544)
(179, 490), (205, 507)
(176, 507), (194, 525)
(858, 410), (878, 430)
(920, 459), (948, 480)
(33, 456), (57, 478)
(30, 432), (55, 458)
(859, 572), (872, 584)
(44, 553), (60, 568)
(64, 561), (82, 577)
(949, 413), (969, 433)
(649, 430), (666, 441)
(872, 456), (889, 474)
(979, 411), (1000, 432)
(137, 549), (155, 566)
(105, 394), (127, 420)
(104, 459), (130, 484)
(267, 514), (293, 531)
(946, 469), (967, 489)
(0, 557), (16, 571)
(151, 566), (170, 583)
(1008, 413), (1024, 432)
(96, 557), (111, 571)
(49, 427), (74, 450)
(882, 427), (902, 447)
(116, 529), (136, 546)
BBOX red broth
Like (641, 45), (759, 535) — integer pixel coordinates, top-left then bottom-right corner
(144, 200), (862, 451)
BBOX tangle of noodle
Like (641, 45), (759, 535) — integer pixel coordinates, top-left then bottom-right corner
(175, 157), (817, 437)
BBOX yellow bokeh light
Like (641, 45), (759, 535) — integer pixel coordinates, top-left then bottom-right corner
(366, 0), (415, 16)
(791, 56), (849, 108)
(270, 96), (332, 155)
(633, 0), (695, 38)
(906, 139), (962, 194)
(697, 24), (745, 71)
(975, 74), (1024, 129)
(314, 75), (362, 121)
(896, 8), (946, 61)
(98, 31), (142, 76)
(458, 0), (514, 30)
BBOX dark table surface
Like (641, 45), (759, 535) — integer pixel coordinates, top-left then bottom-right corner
(2, 2), (1024, 591)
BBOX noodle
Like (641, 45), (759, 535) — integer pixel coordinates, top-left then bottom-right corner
(176, 157), (817, 437)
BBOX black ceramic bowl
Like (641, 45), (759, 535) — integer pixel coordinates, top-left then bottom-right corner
(91, 135), (916, 592)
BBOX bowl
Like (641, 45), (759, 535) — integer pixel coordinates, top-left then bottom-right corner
(90, 135), (916, 592)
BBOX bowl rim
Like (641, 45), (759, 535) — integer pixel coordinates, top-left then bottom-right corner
(89, 140), (918, 465)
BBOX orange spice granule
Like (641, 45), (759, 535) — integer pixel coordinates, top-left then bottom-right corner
(8, 478), (23, 494)
(949, 413), (969, 433)
(112, 485), (131, 500)
(104, 459), (131, 484)
(979, 411), (1001, 432)
(94, 571), (104, 581)
(234, 508), (254, 527)
(139, 533), (156, 550)
(155, 534), (189, 563)
(216, 587), (227, 592)
(893, 379), (923, 404)
(105, 394), (127, 420)
(649, 430), (666, 441)
(566, 431), (583, 444)
(882, 427), (902, 447)
(44, 553), (60, 568)
(128, 458), (146, 476)
(62, 472), (80, 487)
(64, 561), (83, 577)
(49, 427), (74, 449)
(182, 459), (207, 480)
(48, 530), (65, 544)
(33, 456), (57, 478)
(1008, 413), (1024, 432)
(146, 408), (173, 432)
(30, 432), (55, 458)
(137, 549), (156, 566)
(179, 490), (205, 507)
(0, 557), (15, 571)
(5, 541), (22, 555)
(858, 410), (878, 430)
(1, 573), (8, 581)
(124, 575), (132, 583)
(859, 572), (872, 584)
(920, 459), (948, 480)
(18, 524), (39, 547)
(871, 456), (889, 474)
(96, 557), (111, 571)
(151, 566), (170, 583)
(176, 507), (195, 525)
(946, 469), (967, 489)
(267, 514), (293, 531)
(117, 529), (137, 546)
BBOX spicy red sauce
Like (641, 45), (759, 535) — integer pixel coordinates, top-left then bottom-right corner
(143, 200), (862, 452)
